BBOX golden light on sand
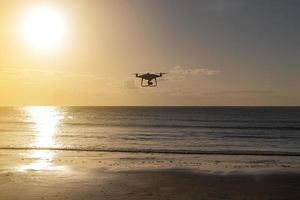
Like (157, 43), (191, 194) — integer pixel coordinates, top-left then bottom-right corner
(17, 150), (67, 172)
(20, 5), (66, 51)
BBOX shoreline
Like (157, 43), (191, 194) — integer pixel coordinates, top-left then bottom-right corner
(1, 150), (300, 199)
(1, 147), (300, 156)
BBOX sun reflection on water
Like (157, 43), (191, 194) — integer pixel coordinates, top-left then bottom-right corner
(17, 106), (66, 172)
(26, 106), (63, 148)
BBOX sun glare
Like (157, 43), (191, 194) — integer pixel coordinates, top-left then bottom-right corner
(20, 5), (66, 51)
(17, 107), (66, 172)
(24, 106), (64, 147)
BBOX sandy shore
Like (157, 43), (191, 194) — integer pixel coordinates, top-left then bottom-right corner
(1, 150), (300, 200)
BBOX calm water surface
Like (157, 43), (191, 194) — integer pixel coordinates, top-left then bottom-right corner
(0, 106), (300, 155)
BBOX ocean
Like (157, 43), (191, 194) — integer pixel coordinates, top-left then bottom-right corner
(0, 106), (300, 156)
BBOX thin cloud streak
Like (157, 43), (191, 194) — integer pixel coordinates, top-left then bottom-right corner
(167, 66), (220, 81)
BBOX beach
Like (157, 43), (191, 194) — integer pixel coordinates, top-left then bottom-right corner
(1, 150), (300, 200)
(1, 106), (300, 199)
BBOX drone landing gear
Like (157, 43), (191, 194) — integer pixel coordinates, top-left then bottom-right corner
(141, 78), (157, 87)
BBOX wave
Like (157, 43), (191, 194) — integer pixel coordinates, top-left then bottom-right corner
(59, 122), (300, 130)
(0, 147), (300, 156)
(1, 120), (300, 130)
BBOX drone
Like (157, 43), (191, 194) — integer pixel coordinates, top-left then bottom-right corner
(133, 72), (167, 87)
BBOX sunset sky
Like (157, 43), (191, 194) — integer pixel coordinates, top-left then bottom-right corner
(0, 0), (299, 106)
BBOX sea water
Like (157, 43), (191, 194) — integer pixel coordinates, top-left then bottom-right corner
(0, 106), (300, 155)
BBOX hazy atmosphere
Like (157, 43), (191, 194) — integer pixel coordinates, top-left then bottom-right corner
(0, 0), (299, 105)
(1, 1), (300, 200)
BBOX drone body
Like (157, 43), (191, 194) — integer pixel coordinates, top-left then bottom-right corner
(133, 72), (167, 87)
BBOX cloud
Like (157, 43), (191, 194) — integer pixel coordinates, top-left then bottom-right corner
(0, 67), (108, 81)
(205, 90), (277, 96)
(168, 66), (220, 81)
(153, 89), (277, 99)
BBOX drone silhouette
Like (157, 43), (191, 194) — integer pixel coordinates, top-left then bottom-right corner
(133, 72), (167, 87)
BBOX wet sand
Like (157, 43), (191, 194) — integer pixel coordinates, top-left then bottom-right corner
(1, 150), (300, 200)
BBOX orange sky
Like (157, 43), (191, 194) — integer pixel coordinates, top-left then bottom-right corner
(0, 0), (299, 106)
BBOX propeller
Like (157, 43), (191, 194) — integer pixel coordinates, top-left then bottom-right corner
(156, 72), (167, 76)
(131, 72), (168, 76)
(131, 73), (142, 77)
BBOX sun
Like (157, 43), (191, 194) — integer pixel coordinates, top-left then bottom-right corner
(20, 5), (66, 51)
